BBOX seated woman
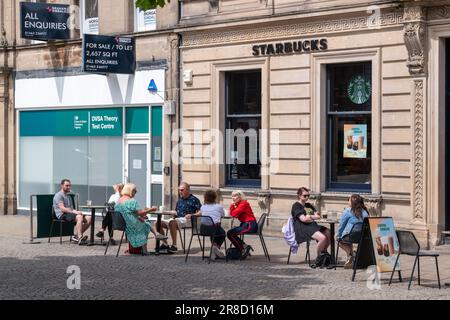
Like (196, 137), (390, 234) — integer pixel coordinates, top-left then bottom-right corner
(292, 187), (330, 258)
(96, 182), (124, 244)
(227, 190), (258, 259)
(115, 183), (167, 255)
(336, 194), (369, 268)
(196, 190), (226, 259)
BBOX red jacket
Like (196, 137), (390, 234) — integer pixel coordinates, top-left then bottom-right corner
(229, 200), (257, 223)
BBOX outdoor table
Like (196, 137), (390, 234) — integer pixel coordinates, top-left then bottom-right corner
(79, 205), (108, 246)
(148, 210), (177, 254)
(317, 218), (339, 265)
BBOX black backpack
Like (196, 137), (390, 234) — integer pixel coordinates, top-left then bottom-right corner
(311, 252), (332, 269)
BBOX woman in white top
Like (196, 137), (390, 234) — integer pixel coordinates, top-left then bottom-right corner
(198, 190), (226, 259)
(96, 183), (124, 243)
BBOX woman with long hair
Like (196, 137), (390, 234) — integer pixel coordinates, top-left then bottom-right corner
(336, 194), (369, 268)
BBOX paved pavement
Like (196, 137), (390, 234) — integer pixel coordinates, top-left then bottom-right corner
(0, 215), (449, 300)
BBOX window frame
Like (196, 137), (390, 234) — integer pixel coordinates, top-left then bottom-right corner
(133, 3), (156, 32)
(224, 69), (262, 188)
(326, 61), (373, 192)
(80, 0), (98, 35)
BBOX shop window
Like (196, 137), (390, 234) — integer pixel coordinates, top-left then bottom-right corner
(134, 2), (156, 32)
(81, 0), (98, 35)
(225, 70), (261, 187)
(126, 107), (149, 134)
(327, 62), (372, 191)
(18, 109), (123, 208)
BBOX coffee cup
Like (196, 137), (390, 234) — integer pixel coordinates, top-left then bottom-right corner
(321, 211), (328, 220)
(159, 205), (165, 212)
(86, 200), (92, 206)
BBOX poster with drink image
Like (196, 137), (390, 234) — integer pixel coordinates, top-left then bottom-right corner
(368, 218), (400, 272)
(343, 124), (367, 158)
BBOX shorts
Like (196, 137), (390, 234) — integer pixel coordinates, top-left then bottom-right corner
(60, 213), (77, 223)
(162, 217), (191, 229)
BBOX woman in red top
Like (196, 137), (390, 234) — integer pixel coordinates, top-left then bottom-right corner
(227, 190), (258, 258)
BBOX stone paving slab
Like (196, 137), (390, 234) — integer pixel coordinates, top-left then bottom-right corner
(0, 215), (449, 300)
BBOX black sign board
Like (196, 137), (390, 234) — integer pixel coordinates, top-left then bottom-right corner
(83, 34), (136, 74)
(20, 2), (70, 41)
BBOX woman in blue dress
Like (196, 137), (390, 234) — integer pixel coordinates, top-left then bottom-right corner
(115, 183), (167, 254)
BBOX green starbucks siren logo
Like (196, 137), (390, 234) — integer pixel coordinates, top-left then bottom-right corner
(348, 75), (371, 104)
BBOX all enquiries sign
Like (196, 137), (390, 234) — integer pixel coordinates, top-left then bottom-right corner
(20, 2), (70, 41)
(83, 34), (136, 74)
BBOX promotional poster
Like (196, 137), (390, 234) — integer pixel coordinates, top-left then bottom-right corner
(343, 124), (367, 158)
(368, 217), (401, 273)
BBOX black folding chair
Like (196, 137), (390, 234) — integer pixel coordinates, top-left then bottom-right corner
(48, 207), (75, 244)
(334, 222), (363, 269)
(287, 240), (311, 266)
(185, 216), (227, 264)
(104, 210), (127, 257)
(239, 213), (270, 261)
(389, 230), (441, 289)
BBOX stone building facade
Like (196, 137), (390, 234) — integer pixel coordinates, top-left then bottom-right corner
(178, 0), (450, 247)
(2, 0), (450, 248)
(1, 0), (181, 217)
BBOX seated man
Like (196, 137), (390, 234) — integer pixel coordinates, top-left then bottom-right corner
(53, 179), (91, 245)
(159, 182), (201, 253)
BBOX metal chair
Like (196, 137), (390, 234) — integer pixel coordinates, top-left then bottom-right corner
(389, 230), (441, 289)
(164, 217), (202, 253)
(48, 207), (75, 244)
(287, 240), (311, 266)
(185, 216), (227, 264)
(334, 222), (363, 269)
(240, 213), (270, 261)
(104, 209), (127, 257)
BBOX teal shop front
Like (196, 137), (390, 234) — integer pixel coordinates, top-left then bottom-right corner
(18, 106), (163, 210)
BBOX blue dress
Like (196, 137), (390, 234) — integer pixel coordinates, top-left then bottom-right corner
(115, 199), (151, 248)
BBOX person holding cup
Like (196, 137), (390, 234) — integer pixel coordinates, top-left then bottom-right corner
(336, 194), (369, 268)
(291, 187), (330, 258)
(115, 183), (168, 255)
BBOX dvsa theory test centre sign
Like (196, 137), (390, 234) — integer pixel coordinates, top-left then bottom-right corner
(20, 2), (70, 41)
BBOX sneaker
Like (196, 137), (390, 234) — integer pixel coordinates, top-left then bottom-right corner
(78, 235), (88, 245)
(159, 244), (169, 251)
(96, 230), (104, 238)
(344, 256), (354, 269)
(70, 235), (79, 243)
(109, 239), (117, 246)
(167, 245), (178, 253)
(213, 246), (225, 259)
(155, 233), (168, 241)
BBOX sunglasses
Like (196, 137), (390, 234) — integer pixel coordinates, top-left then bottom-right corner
(302, 194), (310, 198)
(178, 189), (185, 192)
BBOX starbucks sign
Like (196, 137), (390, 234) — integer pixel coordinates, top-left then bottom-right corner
(347, 75), (371, 104)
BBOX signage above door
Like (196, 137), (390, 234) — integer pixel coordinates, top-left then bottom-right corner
(252, 39), (328, 56)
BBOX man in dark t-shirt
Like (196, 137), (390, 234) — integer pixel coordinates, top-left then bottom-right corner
(159, 182), (201, 253)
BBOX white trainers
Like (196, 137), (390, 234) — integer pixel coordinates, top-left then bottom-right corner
(155, 233), (168, 241)
(213, 246), (225, 259)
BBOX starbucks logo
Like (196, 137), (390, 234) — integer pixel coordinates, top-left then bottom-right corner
(348, 75), (371, 104)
